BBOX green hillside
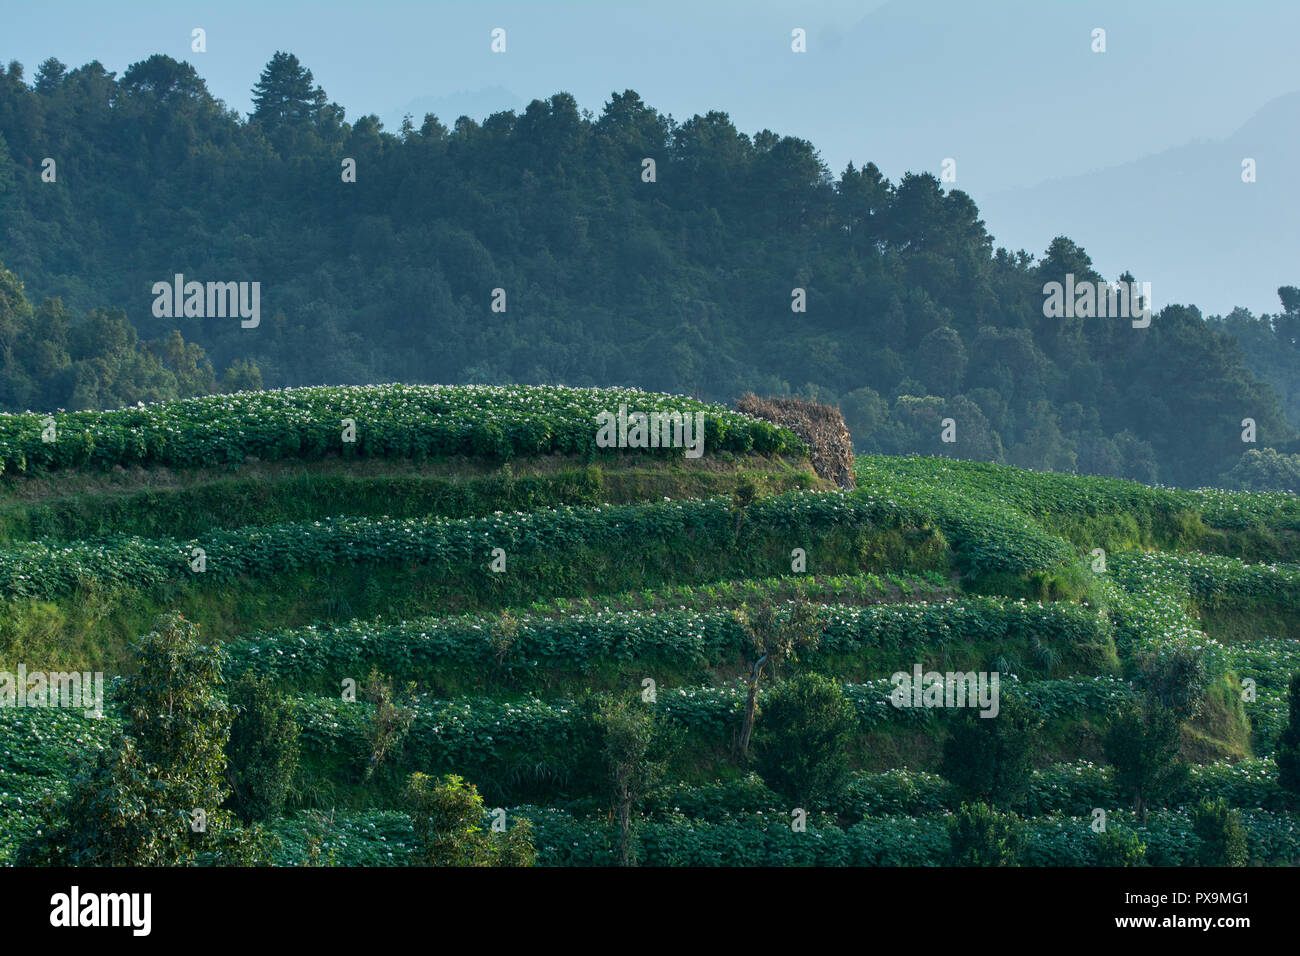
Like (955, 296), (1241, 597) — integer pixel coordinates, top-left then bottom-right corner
(3, 385), (1299, 866)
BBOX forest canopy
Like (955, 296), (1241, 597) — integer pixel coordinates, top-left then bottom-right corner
(0, 52), (1297, 487)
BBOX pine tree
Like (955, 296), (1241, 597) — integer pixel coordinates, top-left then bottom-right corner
(250, 51), (327, 128)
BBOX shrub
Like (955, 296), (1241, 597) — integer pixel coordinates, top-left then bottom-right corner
(1190, 797), (1248, 866)
(1104, 701), (1188, 824)
(947, 802), (1028, 866)
(360, 667), (415, 780)
(1133, 645), (1209, 721)
(754, 673), (857, 809)
(734, 598), (827, 757)
(1222, 448), (1300, 493)
(1276, 673), (1300, 796)
(591, 694), (674, 867)
(404, 773), (535, 866)
(1095, 827), (1147, 866)
(226, 671), (300, 823)
(939, 695), (1041, 809)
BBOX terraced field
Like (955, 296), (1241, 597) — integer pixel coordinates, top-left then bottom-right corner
(3, 385), (1299, 866)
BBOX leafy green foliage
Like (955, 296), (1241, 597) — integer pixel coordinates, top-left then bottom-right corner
(360, 667), (415, 781)
(1190, 797), (1248, 866)
(1274, 674), (1300, 795)
(591, 693), (673, 866)
(404, 773), (534, 866)
(753, 672), (856, 808)
(0, 263), (224, 413)
(1094, 827), (1147, 866)
(2, 56), (1295, 487)
(1105, 702), (1189, 823)
(0, 488), (926, 601)
(1223, 448), (1300, 493)
(224, 596), (1111, 690)
(18, 613), (275, 865)
(1132, 644), (1210, 722)
(734, 598), (827, 756)
(226, 671), (300, 823)
(947, 802), (1028, 866)
(939, 695), (1042, 809)
(0, 380), (1295, 867)
(0, 383), (802, 476)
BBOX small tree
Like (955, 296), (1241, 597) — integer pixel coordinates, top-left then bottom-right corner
(489, 611), (521, 667)
(1133, 645), (1209, 721)
(753, 672), (856, 809)
(361, 666), (415, 780)
(734, 599), (826, 758)
(20, 613), (275, 865)
(1191, 797), (1247, 867)
(226, 671), (300, 823)
(1104, 701), (1188, 825)
(729, 475), (763, 538)
(947, 802), (1027, 866)
(592, 693), (673, 867)
(1095, 828), (1148, 867)
(939, 696), (1041, 809)
(1275, 673), (1300, 796)
(404, 773), (535, 866)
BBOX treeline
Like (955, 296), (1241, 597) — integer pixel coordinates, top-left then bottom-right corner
(0, 263), (260, 411)
(0, 52), (1297, 485)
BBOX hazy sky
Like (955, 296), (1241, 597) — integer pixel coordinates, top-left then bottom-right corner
(7, 0), (1299, 314)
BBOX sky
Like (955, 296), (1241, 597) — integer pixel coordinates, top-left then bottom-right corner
(5, 0), (1299, 315)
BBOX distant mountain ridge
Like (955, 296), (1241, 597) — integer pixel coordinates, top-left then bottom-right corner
(979, 91), (1300, 317)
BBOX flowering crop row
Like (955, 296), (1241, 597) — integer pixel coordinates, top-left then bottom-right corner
(0, 383), (804, 474)
(0, 483), (1073, 600)
(225, 596), (1116, 684)
(263, 805), (1300, 867)
(1109, 550), (1300, 611)
(289, 675), (1137, 779)
(857, 455), (1300, 536)
(0, 490), (917, 599)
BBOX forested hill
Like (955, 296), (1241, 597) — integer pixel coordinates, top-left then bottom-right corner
(0, 52), (1298, 488)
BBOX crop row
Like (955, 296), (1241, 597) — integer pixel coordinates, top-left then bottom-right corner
(0, 486), (1075, 600)
(0, 491), (903, 599)
(0, 384), (804, 474)
(1108, 551), (1300, 611)
(264, 806), (1300, 867)
(289, 676), (1138, 782)
(639, 759), (1298, 822)
(224, 596), (1118, 685)
(0, 674), (1145, 791)
(511, 570), (953, 617)
(856, 455), (1300, 535)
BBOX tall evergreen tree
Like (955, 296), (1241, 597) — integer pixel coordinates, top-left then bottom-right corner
(250, 51), (327, 128)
